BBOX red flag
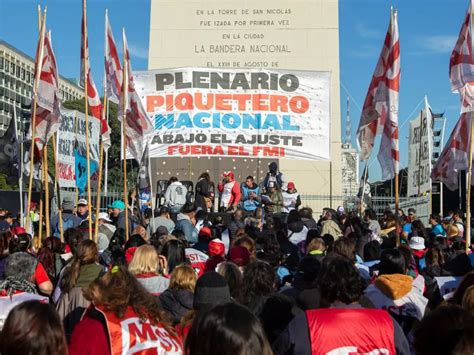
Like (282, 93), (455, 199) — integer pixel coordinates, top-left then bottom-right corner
(431, 113), (471, 190)
(105, 10), (122, 104)
(81, 0), (111, 148)
(357, 8), (400, 180)
(450, 1), (474, 113)
(34, 31), (61, 151)
(121, 29), (153, 162)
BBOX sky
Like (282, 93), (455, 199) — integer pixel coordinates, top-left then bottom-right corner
(0, 0), (469, 181)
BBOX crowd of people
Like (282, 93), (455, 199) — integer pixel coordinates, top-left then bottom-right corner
(0, 164), (474, 354)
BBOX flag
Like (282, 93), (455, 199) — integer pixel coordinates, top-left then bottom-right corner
(122, 29), (153, 163)
(34, 31), (61, 151)
(0, 114), (18, 178)
(105, 10), (122, 104)
(357, 8), (400, 181)
(357, 165), (372, 213)
(450, 0), (474, 113)
(74, 139), (98, 194)
(137, 143), (151, 212)
(81, 0), (111, 149)
(431, 112), (471, 191)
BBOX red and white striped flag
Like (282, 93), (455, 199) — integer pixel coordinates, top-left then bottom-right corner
(357, 8), (400, 180)
(105, 10), (122, 104)
(34, 31), (61, 151)
(450, 0), (474, 113)
(431, 113), (471, 190)
(121, 29), (153, 163)
(81, 0), (111, 149)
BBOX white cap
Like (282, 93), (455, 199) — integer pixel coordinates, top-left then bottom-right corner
(409, 236), (425, 250)
(77, 198), (88, 206)
(98, 212), (112, 223)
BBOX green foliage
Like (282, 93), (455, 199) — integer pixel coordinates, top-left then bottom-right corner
(0, 173), (17, 190)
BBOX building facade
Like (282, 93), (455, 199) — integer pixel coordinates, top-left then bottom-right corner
(0, 40), (84, 137)
(147, 0), (342, 199)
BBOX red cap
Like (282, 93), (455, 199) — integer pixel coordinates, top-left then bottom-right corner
(228, 246), (251, 267)
(208, 239), (225, 257)
(11, 226), (26, 236)
(198, 226), (212, 240)
(223, 171), (234, 179)
(287, 182), (295, 190)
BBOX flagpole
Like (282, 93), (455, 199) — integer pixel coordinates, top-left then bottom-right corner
(52, 134), (63, 242)
(147, 143), (155, 233)
(94, 96), (106, 243)
(466, 112), (474, 254)
(74, 111), (79, 208)
(104, 102), (109, 196)
(122, 28), (129, 240)
(13, 106), (24, 225)
(25, 7), (47, 233)
(43, 146), (50, 237)
(83, 0), (93, 240)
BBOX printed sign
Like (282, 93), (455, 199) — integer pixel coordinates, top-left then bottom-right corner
(134, 68), (331, 161)
(57, 109), (100, 188)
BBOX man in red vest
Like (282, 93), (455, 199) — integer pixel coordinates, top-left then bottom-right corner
(273, 255), (409, 355)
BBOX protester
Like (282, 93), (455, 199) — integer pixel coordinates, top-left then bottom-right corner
(109, 200), (135, 233)
(217, 261), (243, 300)
(273, 255), (409, 354)
(185, 302), (272, 355)
(320, 209), (343, 240)
(228, 209), (245, 239)
(241, 175), (261, 213)
(175, 203), (198, 245)
(165, 177), (188, 214)
(158, 264), (196, 324)
(69, 266), (182, 354)
(218, 171), (241, 212)
(129, 245), (170, 295)
(263, 161), (285, 191)
(287, 210), (309, 246)
(0, 301), (68, 354)
(264, 182), (283, 215)
(148, 206), (175, 236)
(50, 197), (82, 238)
(97, 212), (116, 241)
(195, 172), (214, 212)
(429, 214), (445, 237)
(76, 198), (89, 221)
(282, 182), (301, 214)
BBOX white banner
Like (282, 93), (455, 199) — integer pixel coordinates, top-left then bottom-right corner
(133, 68), (331, 160)
(407, 101), (433, 197)
(57, 109), (100, 188)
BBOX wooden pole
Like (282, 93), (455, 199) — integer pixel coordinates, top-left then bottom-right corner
(395, 172), (399, 213)
(83, 0), (93, 240)
(25, 7), (47, 232)
(122, 28), (129, 240)
(52, 134), (64, 242)
(466, 112), (474, 254)
(38, 194), (43, 246)
(94, 97), (106, 243)
(43, 147), (50, 236)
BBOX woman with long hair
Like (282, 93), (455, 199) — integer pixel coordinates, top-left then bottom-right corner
(185, 302), (272, 355)
(36, 236), (64, 286)
(69, 266), (182, 354)
(0, 301), (68, 355)
(161, 239), (187, 274)
(128, 245), (169, 295)
(56, 239), (104, 338)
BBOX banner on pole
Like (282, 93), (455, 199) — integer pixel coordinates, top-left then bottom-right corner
(133, 68), (331, 161)
(407, 106), (433, 197)
(57, 109), (100, 188)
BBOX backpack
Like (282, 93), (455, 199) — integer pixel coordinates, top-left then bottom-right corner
(54, 216), (75, 238)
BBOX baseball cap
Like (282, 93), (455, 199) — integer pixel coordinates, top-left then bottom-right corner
(409, 236), (426, 250)
(287, 182), (295, 190)
(208, 239), (225, 257)
(77, 198), (88, 206)
(98, 212), (112, 223)
(108, 200), (125, 210)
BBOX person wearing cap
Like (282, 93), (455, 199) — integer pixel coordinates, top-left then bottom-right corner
(409, 236), (428, 270)
(147, 206), (175, 236)
(218, 171), (241, 212)
(109, 200), (135, 235)
(282, 182), (301, 214)
(164, 176), (188, 214)
(50, 197), (82, 238)
(76, 199), (89, 221)
(96, 213), (117, 252)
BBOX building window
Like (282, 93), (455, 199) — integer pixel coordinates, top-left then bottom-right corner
(26, 71), (30, 83)
(21, 68), (25, 81)
(10, 62), (15, 74)
(0, 58), (3, 70)
(16, 66), (20, 78)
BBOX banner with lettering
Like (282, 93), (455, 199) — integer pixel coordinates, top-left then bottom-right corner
(407, 105), (433, 197)
(57, 109), (100, 188)
(133, 68), (330, 160)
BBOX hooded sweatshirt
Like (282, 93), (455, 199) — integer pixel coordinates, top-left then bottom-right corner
(165, 181), (187, 208)
(362, 274), (428, 320)
(287, 221), (308, 245)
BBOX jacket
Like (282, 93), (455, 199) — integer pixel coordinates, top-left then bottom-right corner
(147, 216), (175, 235)
(218, 180), (241, 209)
(195, 178), (212, 210)
(175, 213), (198, 244)
(287, 221), (308, 245)
(282, 191), (301, 214)
(158, 288), (194, 324)
(321, 219), (342, 240)
(165, 182), (187, 208)
(272, 304), (409, 355)
(50, 212), (82, 237)
(136, 274), (170, 296)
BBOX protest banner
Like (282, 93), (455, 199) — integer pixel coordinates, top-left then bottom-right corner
(133, 68), (331, 161)
(56, 109), (100, 189)
(407, 101), (433, 197)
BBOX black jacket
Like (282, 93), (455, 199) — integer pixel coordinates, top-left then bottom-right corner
(158, 288), (194, 324)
